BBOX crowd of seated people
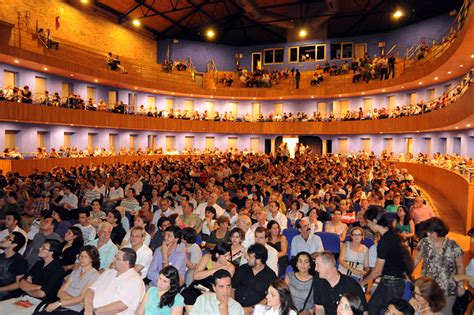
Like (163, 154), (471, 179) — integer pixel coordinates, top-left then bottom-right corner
(0, 151), (471, 314)
(162, 59), (189, 73)
(2, 69), (471, 123)
(236, 67), (284, 88)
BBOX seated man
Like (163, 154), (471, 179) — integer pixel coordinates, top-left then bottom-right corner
(84, 248), (145, 315)
(147, 226), (186, 286)
(232, 244), (277, 313)
(0, 232), (28, 301)
(90, 222), (118, 271)
(122, 226), (153, 279)
(0, 211), (28, 255)
(190, 269), (244, 315)
(26, 217), (62, 268)
(291, 218), (324, 259)
(313, 251), (368, 314)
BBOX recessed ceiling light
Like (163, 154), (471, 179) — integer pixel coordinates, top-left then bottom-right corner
(190, 94), (193, 97)
(311, 96), (314, 99)
(338, 94), (342, 97)
(132, 19), (141, 27)
(279, 97), (282, 99)
(253, 97), (256, 100)
(210, 96), (213, 98)
(448, 71), (452, 74)
(471, 54), (474, 58)
(134, 87), (138, 90)
(434, 77), (438, 80)
(14, 59), (19, 63)
(206, 29), (215, 39)
(43, 67), (48, 71)
(416, 130), (419, 133)
(393, 10), (403, 19)
(171, 92), (174, 95)
(418, 81), (422, 85)
(467, 124), (471, 127)
(455, 126), (459, 129)
(401, 86), (404, 89)
(299, 29), (307, 38)
(94, 79), (98, 82)
(361, 92), (365, 95)
(231, 97), (234, 99)
(153, 90), (156, 92)
(459, 64), (464, 67)
(382, 89), (386, 92)
(80, 0), (89, 3)
(70, 74), (74, 77)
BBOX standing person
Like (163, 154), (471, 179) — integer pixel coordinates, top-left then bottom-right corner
(284, 251), (315, 314)
(360, 206), (413, 314)
(136, 266), (184, 315)
(253, 279), (297, 315)
(295, 69), (301, 89)
(413, 217), (465, 314)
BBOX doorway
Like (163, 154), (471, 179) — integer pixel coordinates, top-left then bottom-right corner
(251, 52), (262, 72)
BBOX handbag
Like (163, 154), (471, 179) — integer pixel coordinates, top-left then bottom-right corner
(452, 290), (473, 315)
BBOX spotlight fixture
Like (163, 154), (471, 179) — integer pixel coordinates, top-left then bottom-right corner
(132, 19), (141, 27)
(299, 29), (307, 38)
(80, 0), (89, 3)
(393, 10), (403, 19)
(206, 29), (215, 39)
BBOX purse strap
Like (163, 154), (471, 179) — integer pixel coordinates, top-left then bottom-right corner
(300, 281), (314, 312)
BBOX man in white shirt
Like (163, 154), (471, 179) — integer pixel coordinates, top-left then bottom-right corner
(105, 178), (124, 210)
(74, 209), (97, 244)
(237, 215), (254, 250)
(266, 201), (287, 230)
(84, 248), (145, 315)
(291, 218), (324, 259)
(0, 211), (28, 254)
(152, 198), (175, 226)
(194, 192), (225, 219)
(122, 226), (152, 279)
(59, 184), (78, 219)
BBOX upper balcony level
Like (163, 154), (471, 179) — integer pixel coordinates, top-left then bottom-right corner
(0, 1), (473, 100)
(1, 78), (473, 135)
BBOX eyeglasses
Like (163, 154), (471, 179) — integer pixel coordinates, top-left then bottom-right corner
(351, 233), (363, 237)
(40, 245), (52, 251)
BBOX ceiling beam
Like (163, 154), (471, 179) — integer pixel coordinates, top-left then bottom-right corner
(241, 15), (286, 42)
(118, 0), (145, 24)
(186, 0), (221, 25)
(345, 0), (386, 35)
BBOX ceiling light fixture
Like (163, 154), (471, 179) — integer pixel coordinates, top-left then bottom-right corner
(94, 79), (98, 82)
(206, 29), (215, 39)
(447, 71), (452, 74)
(467, 124), (472, 127)
(393, 10), (403, 19)
(132, 19), (141, 27)
(459, 64), (464, 67)
(80, 0), (89, 3)
(299, 29), (307, 38)
(418, 81), (422, 85)
(43, 67), (48, 71)
(434, 77), (438, 80)
(471, 54), (474, 58)
(382, 89), (386, 92)
(14, 59), (19, 63)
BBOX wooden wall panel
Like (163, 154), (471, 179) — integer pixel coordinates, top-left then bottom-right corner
(392, 162), (474, 234)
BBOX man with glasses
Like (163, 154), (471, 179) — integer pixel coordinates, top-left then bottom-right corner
(0, 232), (28, 300)
(291, 218), (324, 259)
(0, 211), (28, 255)
(26, 216), (61, 268)
(122, 226), (152, 279)
(84, 248), (145, 315)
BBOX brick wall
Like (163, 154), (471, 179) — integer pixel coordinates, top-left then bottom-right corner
(0, 0), (157, 63)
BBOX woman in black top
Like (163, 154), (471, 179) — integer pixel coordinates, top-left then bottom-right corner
(58, 226), (84, 273)
(360, 206), (413, 314)
(106, 210), (126, 245)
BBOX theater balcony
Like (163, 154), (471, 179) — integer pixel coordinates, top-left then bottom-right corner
(1, 82), (473, 135)
(0, 1), (473, 100)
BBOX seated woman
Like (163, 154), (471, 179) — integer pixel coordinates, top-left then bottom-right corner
(106, 209), (126, 245)
(336, 293), (365, 315)
(324, 209), (348, 242)
(181, 242), (234, 310)
(306, 207), (323, 233)
(253, 279), (297, 315)
(0, 240), (65, 314)
(206, 216), (231, 250)
(286, 200), (303, 229)
(229, 227), (244, 267)
(195, 206), (217, 243)
(37, 245), (100, 314)
(284, 251), (315, 314)
(178, 227), (202, 286)
(58, 227), (84, 273)
(338, 227), (369, 281)
(136, 266), (184, 315)
(267, 221), (288, 277)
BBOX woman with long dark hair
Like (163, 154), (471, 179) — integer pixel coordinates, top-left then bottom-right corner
(136, 265), (184, 315)
(360, 206), (413, 314)
(58, 226), (84, 273)
(106, 209), (126, 245)
(254, 279), (297, 315)
(284, 251), (315, 314)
